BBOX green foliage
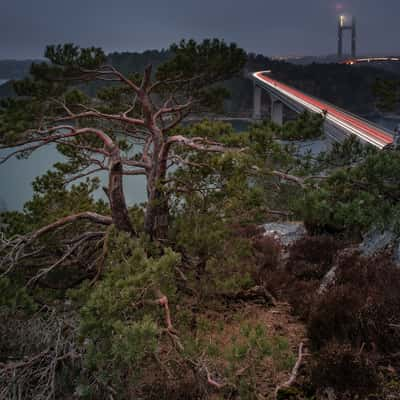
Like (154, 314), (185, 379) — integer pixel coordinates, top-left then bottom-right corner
(317, 135), (377, 168)
(1, 171), (107, 237)
(279, 111), (325, 141)
(170, 120), (297, 227)
(299, 149), (400, 235)
(156, 38), (247, 112)
(44, 44), (106, 68)
(373, 78), (400, 111)
(0, 276), (36, 314)
(77, 230), (180, 387)
(157, 38), (246, 85)
(0, 97), (43, 143)
(224, 324), (295, 399)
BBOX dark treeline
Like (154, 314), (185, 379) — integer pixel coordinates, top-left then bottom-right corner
(1, 50), (399, 115)
(241, 54), (400, 115)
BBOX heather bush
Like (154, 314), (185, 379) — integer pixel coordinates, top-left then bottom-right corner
(311, 342), (378, 396)
(252, 235), (281, 274)
(287, 235), (340, 280)
(307, 283), (364, 349)
(308, 253), (400, 353)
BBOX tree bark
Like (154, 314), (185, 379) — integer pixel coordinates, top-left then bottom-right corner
(144, 157), (169, 240)
(108, 146), (135, 235)
(144, 185), (169, 240)
(143, 120), (169, 241)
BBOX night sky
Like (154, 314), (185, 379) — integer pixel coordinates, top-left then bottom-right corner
(0, 0), (399, 59)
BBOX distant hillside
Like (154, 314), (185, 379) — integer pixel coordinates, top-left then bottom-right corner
(0, 50), (397, 115)
(0, 80), (16, 98)
(0, 60), (39, 79)
(0, 51), (172, 99)
(239, 54), (400, 115)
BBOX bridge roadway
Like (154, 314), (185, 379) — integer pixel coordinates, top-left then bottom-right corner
(342, 57), (400, 65)
(252, 71), (394, 149)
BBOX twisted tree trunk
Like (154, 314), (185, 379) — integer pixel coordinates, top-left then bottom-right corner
(144, 154), (169, 240)
(108, 146), (135, 235)
(144, 184), (169, 240)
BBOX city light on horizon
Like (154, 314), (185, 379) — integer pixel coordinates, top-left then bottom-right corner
(336, 3), (344, 11)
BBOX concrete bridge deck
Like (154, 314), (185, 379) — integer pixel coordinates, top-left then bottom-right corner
(252, 71), (394, 149)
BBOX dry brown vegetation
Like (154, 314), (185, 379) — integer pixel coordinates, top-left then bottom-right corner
(252, 233), (400, 399)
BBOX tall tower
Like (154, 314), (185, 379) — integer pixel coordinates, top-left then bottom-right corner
(351, 17), (357, 58)
(337, 15), (357, 59)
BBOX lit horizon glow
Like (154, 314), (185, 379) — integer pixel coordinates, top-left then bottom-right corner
(336, 2), (345, 11)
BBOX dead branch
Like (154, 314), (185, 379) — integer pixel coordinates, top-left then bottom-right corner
(275, 342), (304, 399)
(91, 226), (112, 285)
(0, 309), (81, 400)
(31, 212), (112, 242)
(26, 230), (103, 287)
(0, 212), (112, 277)
(272, 171), (305, 188)
(54, 109), (145, 127)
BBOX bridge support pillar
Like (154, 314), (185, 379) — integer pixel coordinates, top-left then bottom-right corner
(271, 96), (283, 126)
(253, 83), (262, 120)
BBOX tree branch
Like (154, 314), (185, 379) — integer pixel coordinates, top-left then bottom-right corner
(275, 342), (304, 399)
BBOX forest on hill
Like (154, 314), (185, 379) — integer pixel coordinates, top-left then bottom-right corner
(1, 49), (399, 115)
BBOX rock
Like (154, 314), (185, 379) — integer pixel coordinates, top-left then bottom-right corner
(394, 242), (400, 267)
(318, 266), (338, 295)
(262, 222), (306, 247)
(359, 229), (396, 257)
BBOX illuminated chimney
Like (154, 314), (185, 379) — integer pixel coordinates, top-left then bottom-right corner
(338, 15), (357, 59)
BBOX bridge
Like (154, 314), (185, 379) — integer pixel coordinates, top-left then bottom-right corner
(252, 71), (394, 149)
(341, 57), (400, 65)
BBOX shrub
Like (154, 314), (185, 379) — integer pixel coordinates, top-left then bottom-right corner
(311, 342), (378, 395)
(280, 110), (325, 141)
(307, 284), (364, 349)
(231, 223), (265, 239)
(75, 230), (181, 395)
(287, 235), (340, 280)
(0, 276), (37, 315)
(335, 253), (400, 354)
(300, 151), (400, 236)
(252, 235), (282, 277)
(284, 280), (319, 320)
(307, 253), (400, 353)
(258, 236), (340, 319)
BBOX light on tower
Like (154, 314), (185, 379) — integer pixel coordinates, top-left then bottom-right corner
(340, 15), (345, 27)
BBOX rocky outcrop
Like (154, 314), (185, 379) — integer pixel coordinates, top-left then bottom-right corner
(359, 228), (400, 267)
(262, 222), (306, 247)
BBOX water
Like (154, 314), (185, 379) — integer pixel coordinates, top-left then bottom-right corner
(0, 145), (147, 211)
(0, 121), (249, 211)
(370, 116), (400, 131)
(0, 117), (397, 211)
